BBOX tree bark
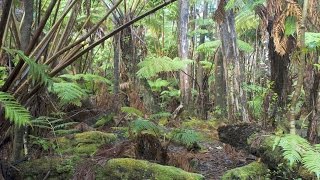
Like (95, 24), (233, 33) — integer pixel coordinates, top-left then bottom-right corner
(217, 0), (248, 122)
(178, 0), (191, 109)
(12, 0), (33, 162)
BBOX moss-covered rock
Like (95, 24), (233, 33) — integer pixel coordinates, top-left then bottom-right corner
(56, 131), (116, 156)
(14, 157), (80, 180)
(96, 158), (204, 180)
(222, 161), (269, 180)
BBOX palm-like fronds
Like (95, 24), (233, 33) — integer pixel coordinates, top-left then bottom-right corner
(49, 82), (88, 106)
(0, 91), (31, 126)
(275, 134), (320, 178)
(276, 134), (312, 166)
(302, 150), (320, 179)
(137, 56), (193, 79)
(31, 116), (78, 136)
(3, 48), (52, 86)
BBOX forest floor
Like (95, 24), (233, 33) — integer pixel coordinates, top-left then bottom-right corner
(93, 117), (257, 180)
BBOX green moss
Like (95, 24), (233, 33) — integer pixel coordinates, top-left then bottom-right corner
(222, 161), (269, 180)
(56, 131), (116, 156)
(15, 157), (80, 179)
(96, 158), (204, 180)
(94, 114), (114, 128)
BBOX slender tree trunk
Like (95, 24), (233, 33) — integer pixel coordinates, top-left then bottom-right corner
(217, 0), (249, 122)
(214, 49), (227, 118)
(113, 33), (120, 113)
(178, 0), (191, 109)
(197, 2), (208, 119)
(288, 0), (309, 134)
(12, 0), (33, 162)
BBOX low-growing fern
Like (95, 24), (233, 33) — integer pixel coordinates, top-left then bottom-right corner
(274, 134), (320, 178)
(0, 91), (31, 126)
(130, 118), (161, 137)
(49, 82), (88, 107)
(31, 116), (78, 136)
(170, 128), (203, 148)
(121, 106), (143, 118)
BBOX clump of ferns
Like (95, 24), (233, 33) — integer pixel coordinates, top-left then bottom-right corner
(273, 134), (320, 179)
(30, 116), (78, 154)
(129, 118), (203, 150)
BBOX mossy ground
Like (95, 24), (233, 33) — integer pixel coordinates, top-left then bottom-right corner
(56, 131), (116, 156)
(222, 161), (269, 180)
(96, 158), (204, 180)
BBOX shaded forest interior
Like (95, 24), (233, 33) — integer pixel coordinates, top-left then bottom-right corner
(0, 0), (320, 179)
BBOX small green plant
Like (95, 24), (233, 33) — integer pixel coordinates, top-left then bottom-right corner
(121, 106), (143, 118)
(273, 134), (320, 179)
(129, 118), (162, 137)
(170, 128), (203, 149)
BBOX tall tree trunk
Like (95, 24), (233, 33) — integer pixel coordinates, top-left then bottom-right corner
(214, 49), (227, 118)
(12, 0), (33, 162)
(288, 0), (308, 134)
(178, 0), (191, 110)
(197, 2), (208, 119)
(217, 0), (248, 122)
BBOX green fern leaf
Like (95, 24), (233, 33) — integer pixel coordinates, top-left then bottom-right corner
(305, 32), (320, 49)
(170, 128), (203, 148)
(302, 150), (320, 179)
(277, 134), (312, 166)
(235, 10), (259, 36)
(49, 82), (88, 106)
(137, 56), (193, 79)
(237, 39), (254, 53)
(0, 91), (31, 126)
(130, 118), (161, 136)
(121, 106), (143, 117)
(196, 40), (221, 54)
(59, 73), (111, 84)
(3, 48), (52, 86)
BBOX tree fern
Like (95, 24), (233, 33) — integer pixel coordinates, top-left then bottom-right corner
(148, 78), (170, 92)
(235, 9), (259, 36)
(305, 32), (320, 49)
(0, 91), (31, 126)
(137, 56), (193, 79)
(49, 82), (88, 107)
(196, 40), (221, 54)
(59, 73), (111, 84)
(3, 48), (52, 86)
(237, 39), (254, 53)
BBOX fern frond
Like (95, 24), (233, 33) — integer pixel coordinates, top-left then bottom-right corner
(170, 129), (203, 148)
(49, 82), (88, 106)
(148, 78), (170, 92)
(0, 91), (31, 126)
(150, 112), (171, 120)
(196, 40), (221, 54)
(3, 48), (52, 86)
(277, 134), (312, 166)
(302, 150), (320, 179)
(237, 39), (254, 53)
(137, 56), (193, 79)
(305, 32), (320, 49)
(235, 10), (259, 36)
(121, 106), (143, 117)
(130, 118), (161, 136)
(59, 73), (111, 84)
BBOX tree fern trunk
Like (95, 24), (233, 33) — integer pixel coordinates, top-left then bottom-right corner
(12, 0), (33, 162)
